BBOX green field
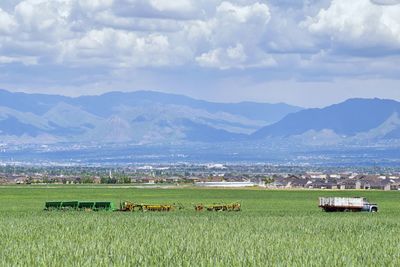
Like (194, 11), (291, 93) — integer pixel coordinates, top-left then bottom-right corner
(0, 186), (399, 266)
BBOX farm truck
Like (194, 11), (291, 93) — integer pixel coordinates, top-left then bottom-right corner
(319, 197), (378, 212)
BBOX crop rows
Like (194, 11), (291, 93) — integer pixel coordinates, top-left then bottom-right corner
(0, 187), (399, 266)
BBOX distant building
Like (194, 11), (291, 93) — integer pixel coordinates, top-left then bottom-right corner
(194, 181), (255, 187)
(206, 164), (226, 169)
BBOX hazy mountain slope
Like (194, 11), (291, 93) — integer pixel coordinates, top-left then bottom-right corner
(0, 106), (50, 129)
(0, 117), (43, 136)
(70, 91), (302, 123)
(361, 112), (400, 140)
(0, 89), (301, 123)
(43, 102), (103, 129)
(0, 89), (69, 115)
(0, 89), (301, 144)
(252, 98), (400, 138)
(1, 90), (400, 146)
(180, 119), (246, 142)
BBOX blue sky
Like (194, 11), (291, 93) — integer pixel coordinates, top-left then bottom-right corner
(0, 0), (400, 107)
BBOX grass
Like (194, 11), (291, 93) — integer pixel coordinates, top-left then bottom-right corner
(0, 186), (399, 266)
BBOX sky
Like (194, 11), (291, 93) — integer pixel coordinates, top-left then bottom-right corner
(0, 0), (400, 107)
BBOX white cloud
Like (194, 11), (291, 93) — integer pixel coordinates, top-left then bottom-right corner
(14, 0), (72, 32)
(93, 10), (184, 32)
(78, 0), (113, 11)
(371, 0), (400, 5)
(59, 28), (188, 67)
(0, 8), (17, 34)
(196, 43), (275, 69)
(191, 1), (272, 69)
(305, 0), (400, 49)
(216, 1), (270, 24)
(213, 1), (271, 47)
(0, 55), (37, 65)
(1, 0), (400, 103)
(0, 0), (273, 69)
(148, 0), (193, 12)
(196, 44), (247, 69)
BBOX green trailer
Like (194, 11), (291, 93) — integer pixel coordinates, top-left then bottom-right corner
(45, 201), (79, 211)
(44, 201), (63, 210)
(77, 201), (95, 211)
(60, 201), (79, 210)
(94, 202), (115, 211)
(45, 201), (115, 211)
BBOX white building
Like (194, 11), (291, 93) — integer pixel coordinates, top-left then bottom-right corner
(194, 181), (256, 188)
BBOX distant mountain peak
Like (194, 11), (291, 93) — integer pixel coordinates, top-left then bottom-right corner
(252, 98), (400, 139)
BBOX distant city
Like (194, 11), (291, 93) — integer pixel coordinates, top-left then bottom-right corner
(2, 163), (400, 190)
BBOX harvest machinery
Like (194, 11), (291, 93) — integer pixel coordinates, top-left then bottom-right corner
(45, 200), (242, 212)
(44, 201), (115, 211)
(45, 200), (183, 212)
(194, 202), (241, 211)
(118, 201), (184, 212)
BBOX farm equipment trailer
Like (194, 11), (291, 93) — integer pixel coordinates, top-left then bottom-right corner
(118, 201), (184, 212)
(45, 201), (115, 211)
(194, 202), (241, 211)
(44, 200), (242, 212)
(44, 201), (183, 212)
(319, 197), (378, 212)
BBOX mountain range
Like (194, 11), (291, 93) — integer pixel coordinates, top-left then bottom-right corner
(1, 89), (400, 146)
(0, 89), (301, 144)
(253, 98), (400, 142)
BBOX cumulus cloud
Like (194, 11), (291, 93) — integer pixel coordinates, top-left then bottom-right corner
(191, 1), (272, 68)
(59, 29), (188, 68)
(196, 43), (276, 69)
(148, 0), (193, 12)
(0, 55), (37, 65)
(371, 0), (400, 6)
(196, 44), (247, 69)
(14, 0), (73, 38)
(0, 8), (17, 34)
(0, 0), (274, 69)
(1, 0), (400, 100)
(213, 1), (271, 45)
(216, 1), (270, 23)
(78, 0), (113, 11)
(305, 0), (400, 50)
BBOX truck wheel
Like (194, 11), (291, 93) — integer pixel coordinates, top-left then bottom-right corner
(371, 208), (377, 212)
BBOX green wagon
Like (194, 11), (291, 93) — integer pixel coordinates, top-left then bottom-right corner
(45, 201), (115, 211)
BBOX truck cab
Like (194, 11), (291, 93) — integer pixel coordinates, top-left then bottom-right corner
(361, 198), (378, 212)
